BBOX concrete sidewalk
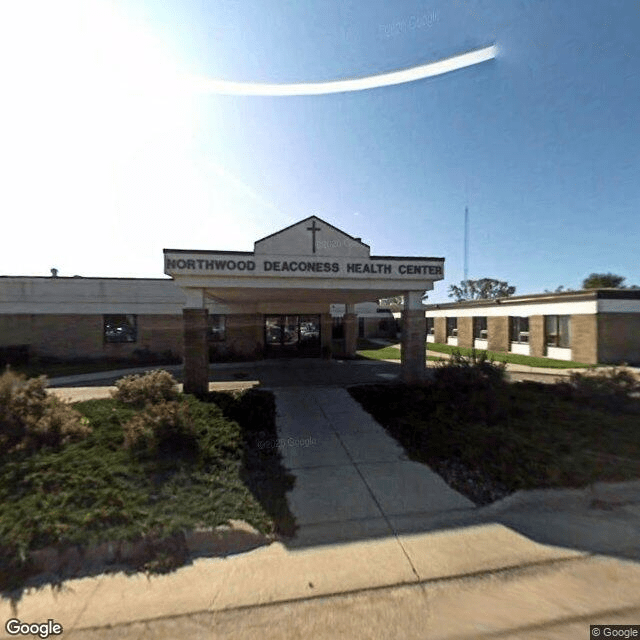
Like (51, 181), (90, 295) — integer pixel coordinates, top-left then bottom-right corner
(5, 381), (640, 638)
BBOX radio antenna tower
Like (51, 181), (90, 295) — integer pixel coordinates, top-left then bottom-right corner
(464, 205), (469, 282)
(464, 174), (470, 282)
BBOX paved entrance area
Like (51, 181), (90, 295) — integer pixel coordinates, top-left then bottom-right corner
(273, 386), (473, 547)
(17, 363), (640, 637)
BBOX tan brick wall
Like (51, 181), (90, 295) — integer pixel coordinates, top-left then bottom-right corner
(529, 315), (545, 358)
(0, 313), (184, 360)
(570, 314), (598, 364)
(137, 315), (183, 357)
(457, 317), (473, 349)
(434, 317), (446, 344)
(211, 314), (263, 359)
(487, 316), (509, 352)
(597, 313), (640, 365)
(362, 317), (396, 338)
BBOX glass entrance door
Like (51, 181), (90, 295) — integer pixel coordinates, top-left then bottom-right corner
(264, 315), (321, 357)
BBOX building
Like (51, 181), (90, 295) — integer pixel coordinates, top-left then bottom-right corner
(423, 289), (640, 365)
(0, 216), (443, 388)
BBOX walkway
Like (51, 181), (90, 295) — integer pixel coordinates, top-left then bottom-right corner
(273, 386), (473, 546)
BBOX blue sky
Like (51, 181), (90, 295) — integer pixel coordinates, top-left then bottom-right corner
(2, 0), (639, 303)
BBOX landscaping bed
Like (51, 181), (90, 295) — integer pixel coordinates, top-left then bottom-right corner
(349, 356), (640, 506)
(0, 370), (295, 594)
(424, 342), (594, 368)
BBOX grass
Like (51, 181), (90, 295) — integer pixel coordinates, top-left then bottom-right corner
(424, 342), (594, 368)
(349, 368), (640, 505)
(0, 388), (295, 592)
(7, 358), (181, 380)
(356, 339), (443, 362)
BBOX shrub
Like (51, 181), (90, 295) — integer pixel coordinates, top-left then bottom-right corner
(0, 368), (91, 454)
(122, 400), (198, 458)
(112, 370), (179, 407)
(435, 350), (506, 392)
(432, 351), (508, 425)
(569, 366), (640, 398)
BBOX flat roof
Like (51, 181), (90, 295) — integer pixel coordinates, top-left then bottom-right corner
(423, 288), (640, 310)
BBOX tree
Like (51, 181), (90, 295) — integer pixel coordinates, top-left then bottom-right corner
(448, 278), (516, 302)
(378, 296), (404, 312)
(582, 273), (626, 289)
(543, 285), (574, 293)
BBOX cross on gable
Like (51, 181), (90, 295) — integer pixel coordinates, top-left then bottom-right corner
(307, 220), (321, 254)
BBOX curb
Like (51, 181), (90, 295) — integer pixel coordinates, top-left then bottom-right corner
(22, 520), (273, 586)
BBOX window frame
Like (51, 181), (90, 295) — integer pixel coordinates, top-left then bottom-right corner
(446, 317), (458, 337)
(545, 315), (571, 348)
(426, 317), (435, 335)
(509, 316), (530, 344)
(473, 316), (488, 339)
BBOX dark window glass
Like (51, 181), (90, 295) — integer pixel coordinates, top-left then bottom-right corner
(446, 317), (457, 337)
(473, 316), (488, 339)
(104, 314), (137, 343)
(546, 315), (571, 347)
(208, 315), (226, 342)
(426, 317), (435, 334)
(510, 316), (529, 343)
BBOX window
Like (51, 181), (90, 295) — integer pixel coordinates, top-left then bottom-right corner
(426, 317), (435, 335)
(546, 315), (570, 348)
(208, 315), (226, 342)
(509, 316), (529, 343)
(104, 314), (137, 343)
(332, 317), (344, 339)
(446, 317), (457, 337)
(473, 316), (488, 339)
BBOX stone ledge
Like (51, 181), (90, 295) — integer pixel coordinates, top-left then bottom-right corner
(25, 520), (274, 582)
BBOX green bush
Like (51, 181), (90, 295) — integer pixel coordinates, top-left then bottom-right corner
(111, 370), (179, 407)
(569, 366), (640, 399)
(122, 400), (198, 458)
(122, 396), (244, 463)
(431, 350), (508, 425)
(0, 368), (91, 454)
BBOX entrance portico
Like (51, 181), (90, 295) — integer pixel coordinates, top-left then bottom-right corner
(164, 216), (444, 393)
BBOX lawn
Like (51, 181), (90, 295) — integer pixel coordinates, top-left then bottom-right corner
(8, 357), (181, 380)
(349, 365), (640, 505)
(356, 338), (594, 368)
(356, 339), (443, 362)
(0, 380), (295, 592)
(425, 342), (594, 368)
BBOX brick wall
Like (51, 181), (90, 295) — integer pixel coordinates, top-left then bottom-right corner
(212, 314), (263, 359)
(529, 315), (545, 358)
(434, 317), (446, 343)
(363, 317), (396, 338)
(0, 313), (183, 360)
(597, 313), (640, 365)
(487, 316), (509, 352)
(571, 315), (598, 364)
(457, 317), (473, 349)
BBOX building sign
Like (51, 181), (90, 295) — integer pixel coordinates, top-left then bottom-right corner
(164, 254), (443, 280)
(164, 215), (445, 282)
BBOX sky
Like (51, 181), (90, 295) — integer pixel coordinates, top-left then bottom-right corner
(1, 0), (639, 303)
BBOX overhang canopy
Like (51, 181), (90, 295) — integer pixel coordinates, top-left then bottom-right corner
(164, 216), (444, 309)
